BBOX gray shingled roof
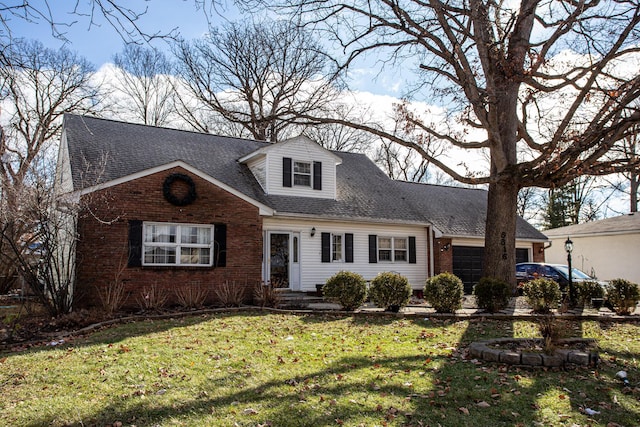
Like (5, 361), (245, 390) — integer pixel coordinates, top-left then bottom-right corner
(393, 181), (546, 240)
(544, 212), (640, 237)
(62, 114), (546, 240)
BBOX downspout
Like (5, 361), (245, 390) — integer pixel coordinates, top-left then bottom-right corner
(428, 225), (434, 278)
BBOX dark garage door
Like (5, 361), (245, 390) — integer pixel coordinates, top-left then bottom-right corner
(453, 246), (530, 294)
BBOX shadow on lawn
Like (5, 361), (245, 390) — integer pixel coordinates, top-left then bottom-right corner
(10, 311), (640, 426)
(449, 315), (640, 426)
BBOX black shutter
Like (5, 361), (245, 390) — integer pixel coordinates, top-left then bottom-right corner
(409, 236), (417, 264)
(313, 161), (322, 190)
(283, 157), (292, 187)
(368, 235), (377, 263)
(321, 232), (331, 263)
(214, 223), (227, 267)
(127, 220), (143, 267)
(345, 233), (354, 263)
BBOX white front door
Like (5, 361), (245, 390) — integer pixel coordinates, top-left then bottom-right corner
(268, 232), (301, 290)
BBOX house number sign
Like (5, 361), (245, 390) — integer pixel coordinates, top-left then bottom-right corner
(163, 173), (197, 206)
(500, 231), (508, 260)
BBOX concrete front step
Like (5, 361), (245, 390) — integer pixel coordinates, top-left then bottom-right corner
(274, 291), (325, 308)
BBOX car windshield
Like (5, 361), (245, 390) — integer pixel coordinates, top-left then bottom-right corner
(553, 265), (592, 280)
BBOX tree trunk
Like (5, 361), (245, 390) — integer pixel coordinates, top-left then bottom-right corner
(483, 179), (519, 288)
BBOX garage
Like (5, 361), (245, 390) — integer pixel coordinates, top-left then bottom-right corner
(452, 246), (530, 294)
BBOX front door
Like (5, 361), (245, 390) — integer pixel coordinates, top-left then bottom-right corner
(268, 232), (301, 290)
(270, 233), (290, 288)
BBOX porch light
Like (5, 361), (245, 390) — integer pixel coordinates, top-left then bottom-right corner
(310, 227), (316, 237)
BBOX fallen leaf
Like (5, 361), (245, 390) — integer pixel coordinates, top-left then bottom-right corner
(243, 408), (258, 415)
(476, 401), (491, 408)
(458, 407), (470, 415)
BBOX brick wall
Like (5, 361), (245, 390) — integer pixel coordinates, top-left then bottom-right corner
(433, 237), (453, 274)
(75, 167), (263, 310)
(533, 242), (545, 262)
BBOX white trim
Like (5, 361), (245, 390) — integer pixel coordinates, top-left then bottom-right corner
(272, 211), (433, 227)
(238, 135), (343, 165)
(293, 159), (313, 187)
(67, 161), (275, 216)
(142, 221), (214, 267)
(377, 236), (409, 263)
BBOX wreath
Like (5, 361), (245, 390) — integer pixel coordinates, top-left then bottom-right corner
(163, 173), (197, 206)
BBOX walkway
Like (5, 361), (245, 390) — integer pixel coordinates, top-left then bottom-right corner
(305, 296), (640, 320)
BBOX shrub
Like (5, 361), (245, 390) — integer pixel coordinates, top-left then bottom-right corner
(523, 278), (561, 314)
(369, 272), (412, 312)
(323, 271), (367, 311)
(606, 278), (640, 315)
(537, 315), (561, 354)
(175, 282), (208, 309)
(423, 272), (463, 313)
(136, 283), (169, 312)
(575, 280), (605, 307)
(473, 277), (511, 313)
(253, 281), (281, 308)
(215, 280), (246, 307)
(95, 280), (127, 315)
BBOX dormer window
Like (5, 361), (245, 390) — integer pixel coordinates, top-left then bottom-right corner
(294, 161), (312, 187)
(282, 157), (322, 191)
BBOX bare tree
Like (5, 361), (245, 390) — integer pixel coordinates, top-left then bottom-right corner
(244, 0), (640, 285)
(618, 125), (639, 213)
(174, 20), (342, 142)
(517, 187), (544, 225)
(109, 44), (176, 126)
(0, 38), (99, 293)
(302, 103), (373, 152)
(0, 1), (180, 44)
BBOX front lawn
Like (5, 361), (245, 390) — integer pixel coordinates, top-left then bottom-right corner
(1, 312), (639, 426)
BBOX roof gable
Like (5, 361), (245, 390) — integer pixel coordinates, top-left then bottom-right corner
(238, 134), (342, 165)
(544, 212), (640, 237)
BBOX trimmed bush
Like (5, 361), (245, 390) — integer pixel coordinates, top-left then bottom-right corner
(473, 277), (511, 313)
(606, 278), (640, 315)
(523, 278), (561, 313)
(575, 280), (605, 307)
(424, 272), (463, 313)
(323, 271), (368, 311)
(369, 272), (412, 312)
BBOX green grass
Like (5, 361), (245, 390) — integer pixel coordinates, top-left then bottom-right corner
(1, 312), (639, 426)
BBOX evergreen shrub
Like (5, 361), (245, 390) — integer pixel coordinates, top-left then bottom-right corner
(523, 278), (561, 313)
(606, 278), (640, 315)
(424, 272), (463, 313)
(473, 277), (511, 313)
(369, 272), (412, 312)
(323, 271), (368, 311)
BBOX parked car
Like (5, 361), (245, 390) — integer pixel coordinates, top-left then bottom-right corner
(516, 262), (604, 293)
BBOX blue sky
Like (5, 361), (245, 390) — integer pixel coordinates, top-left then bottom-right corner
(7, 0), (400, 95)
(7, 1), (234, 71)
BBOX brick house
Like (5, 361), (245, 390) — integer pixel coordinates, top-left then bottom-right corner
(55, 115), (546, 308)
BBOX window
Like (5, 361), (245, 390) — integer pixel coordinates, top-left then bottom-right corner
(378, 237), (408, 262)
(322, 232), (353, 263)
(332, 234), (343, 262)
(378, 237), (392, 261)
(293, 161), (311, 186)
(394, 238), (407, 261)
(143, 223), (213, 266)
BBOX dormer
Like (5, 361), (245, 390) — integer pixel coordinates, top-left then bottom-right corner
(239, 135), (342, 199)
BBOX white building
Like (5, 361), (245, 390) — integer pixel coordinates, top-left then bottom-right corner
(544, 213), (640, 284)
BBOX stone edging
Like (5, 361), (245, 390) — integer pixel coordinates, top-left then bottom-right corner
(468, 338), (599, 368)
